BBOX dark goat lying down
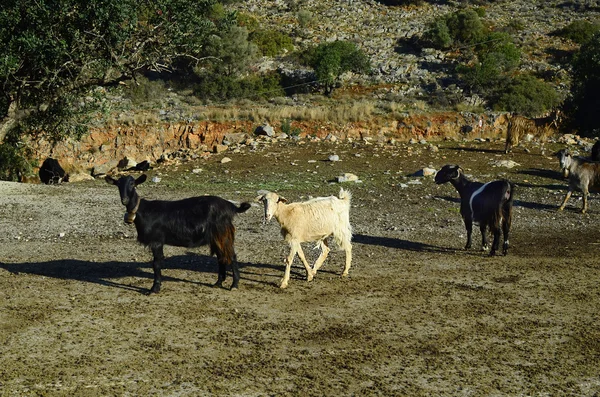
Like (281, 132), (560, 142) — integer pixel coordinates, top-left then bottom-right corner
(106, 174), (251, 293)
(435, 165), (514, 256)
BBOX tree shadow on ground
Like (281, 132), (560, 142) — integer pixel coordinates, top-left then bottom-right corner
(0, 253), (281, 294)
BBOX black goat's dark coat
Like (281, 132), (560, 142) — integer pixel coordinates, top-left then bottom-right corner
(435, 165), (514, 256)
(592, 140), (600, 161)
(39, 158), (69, 184)
(106, 174), (251, 293)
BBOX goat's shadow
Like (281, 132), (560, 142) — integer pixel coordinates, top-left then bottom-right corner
(353, 234), (455, 254)
(445, 146), (507, 155)
(0, 254), (282, 294)
(434, 193), (563, 212)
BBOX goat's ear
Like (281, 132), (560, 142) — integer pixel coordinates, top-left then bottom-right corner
(278, 196), (288, 203)
(450, 166), (461, 179)
(135, 174), (147, 186)
(105, 175), (117, 185)
(254, 195), (265, 202)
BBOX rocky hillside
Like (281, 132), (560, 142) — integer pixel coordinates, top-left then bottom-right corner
(232, 0), (597, 104)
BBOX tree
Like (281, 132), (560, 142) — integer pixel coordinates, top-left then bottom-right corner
(308, 41), (370, 95)
(568, 32), (600, 136)
(0, 0), (236, 179)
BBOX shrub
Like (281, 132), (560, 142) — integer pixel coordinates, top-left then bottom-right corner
(250, 29), (294, 57)
(124, 76), (169, 106)
(568, 31), (600, 135)
(297, 10), (314, 28)
(307, 41), (370, 95)
(423, 8), (487, 49)
(492, 74), (561, 116)
(556, 19), (600, 44)
(193, 71), (284, 102)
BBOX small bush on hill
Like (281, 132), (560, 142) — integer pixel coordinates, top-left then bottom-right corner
(492, 74), (561, 116)
(250, 29), (294, 57)
(555, 19), (600, 44)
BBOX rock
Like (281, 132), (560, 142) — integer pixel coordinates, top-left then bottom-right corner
(213, 144), (228, 153)
(151, 176), (161, 183)
(117, 157), (137, 170)
(328, 154), (340, 162)
(92, 160), (119, 177)
(337, 173), (359, 183)
(490, 159), (520, 168)
(254, 123), (275, 137)
(221, 157), (232, 164)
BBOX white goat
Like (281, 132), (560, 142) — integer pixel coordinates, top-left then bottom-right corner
(256, 189), (353, 289)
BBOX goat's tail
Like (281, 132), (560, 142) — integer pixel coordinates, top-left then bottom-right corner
(236, 202), (252, 214)
(338, 188), (352, 203)
(493, 181), (514, 230)
(503, 181), (515, 229)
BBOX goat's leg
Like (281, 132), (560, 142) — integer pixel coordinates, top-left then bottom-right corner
(502, 219), (510, 256)
(582, 189), (589, 214)
(150, 245), (164, 294)
(480, 224), (490, 252)
(311, 240), (330, 278)
(558, 190), (573, 211)
(295, 243), (314, 282)
(489, 225), (501, 256)
(342, 244), (352, 278)
(280, 243), (298, 289)
(464, 218), (473, 250)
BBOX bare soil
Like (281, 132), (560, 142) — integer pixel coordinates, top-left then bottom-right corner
(1, 138), (599, 396)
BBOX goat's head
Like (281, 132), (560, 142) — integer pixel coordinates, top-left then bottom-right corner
(435, 165), (462, 184)
(105, 174), (147, 206)
(554, 149), (573, 178)
(255, 191), (287, 223)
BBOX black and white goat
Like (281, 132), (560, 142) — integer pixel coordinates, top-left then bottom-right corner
(435, 165), (514, 256)
(556, 149), (600, 214)
(106, 174), (251, 293)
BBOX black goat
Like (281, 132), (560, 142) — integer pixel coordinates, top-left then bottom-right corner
(106, 174), (251, 293)
(39, 158), (69, 184)
(435, 165), (514, 256)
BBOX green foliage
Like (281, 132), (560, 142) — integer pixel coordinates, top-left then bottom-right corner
(297, 10), (314, 28)
(307, 41), (371, 95)
(457, 32), (520, 95)
(250, 29), (294, 57)
(193, 71), (283, 102)
(492, 74), (561, 116)
(424, 8), (486, 49)
(124, 77), (169, 106)
(202, 25), (258, 77)
(0, 128), (34, 181)
(0, 0), (229, 177)
(568, 32), (600, 135)
(556, 19), (600, 44)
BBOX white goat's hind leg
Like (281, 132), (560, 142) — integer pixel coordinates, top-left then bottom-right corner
(311, 240), (330, 277)
(342, 245), (352, 277)
(280, 243), (298, 289)
(294, 242), (314, 282)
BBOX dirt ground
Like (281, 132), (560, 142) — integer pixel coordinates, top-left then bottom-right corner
(1, 137), (599, 396)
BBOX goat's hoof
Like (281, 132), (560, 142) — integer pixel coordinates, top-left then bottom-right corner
(341, 272), (349, 278)
(307, 272), (314, 282)
(149, 285), (161, 294)
(279, 283), (288, 289)
(213, 281), (224, 289)
(230, 286), (238, 291)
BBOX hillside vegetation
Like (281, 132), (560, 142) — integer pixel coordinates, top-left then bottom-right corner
(1, 0), (600, 179)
